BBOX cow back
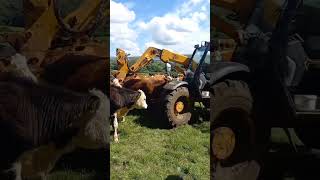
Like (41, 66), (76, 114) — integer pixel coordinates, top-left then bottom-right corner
(0, 77), (99, 148)
(122, 75), (168, 102)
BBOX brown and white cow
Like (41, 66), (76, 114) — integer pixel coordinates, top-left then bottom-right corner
(122, 74), (170, 104)
(110, 85), (147, 142)
(0, 76), (109, 180)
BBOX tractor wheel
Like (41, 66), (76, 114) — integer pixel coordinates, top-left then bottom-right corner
(164, 87), (192, 127)
(211, 80), (255, 167)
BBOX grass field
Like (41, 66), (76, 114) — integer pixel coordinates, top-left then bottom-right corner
(110, 109), (210, 180)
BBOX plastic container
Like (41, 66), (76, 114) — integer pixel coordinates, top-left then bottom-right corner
(294, 95), (317, 111)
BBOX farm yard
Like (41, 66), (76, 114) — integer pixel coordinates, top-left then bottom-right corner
(110, 109), (210, 180)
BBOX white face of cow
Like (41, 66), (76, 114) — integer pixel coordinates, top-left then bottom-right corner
(134, 89), (148, 109)
(7, 53), (38, 83)
(112, 78), (122, 88)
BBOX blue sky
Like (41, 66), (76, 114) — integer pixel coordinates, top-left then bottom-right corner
(110, 0), (210, 56)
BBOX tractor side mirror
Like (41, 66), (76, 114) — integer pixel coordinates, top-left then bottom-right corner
(194, 44), (199, 49)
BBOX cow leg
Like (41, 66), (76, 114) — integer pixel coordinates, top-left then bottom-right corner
(13, 163), (22, 180)
(0, 168), (17, 180)
(18, 143), (71, 180)
(113, 113), (119, 143)
(119, 116), (125, 122)
(120, 111), (129, 122)
(40, 173), (47, 180)
(2, 162), (22, 180)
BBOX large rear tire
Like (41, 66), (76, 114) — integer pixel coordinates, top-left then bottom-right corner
(211, 80), (255, 167)
(164, 87), (192, 127)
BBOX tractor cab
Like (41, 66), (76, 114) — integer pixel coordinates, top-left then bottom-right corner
(185, 41), (211, 99)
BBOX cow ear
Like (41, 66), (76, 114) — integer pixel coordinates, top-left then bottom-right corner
(89, 95), (100, 112)
(137, 89), (143, 97)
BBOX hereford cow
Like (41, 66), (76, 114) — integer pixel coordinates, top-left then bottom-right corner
(110, 85), (147, 142)
(122, 74), (170, 104)
(0, 76), (109, 180)
(0, 43), (37, 83)
(110, 73), (122, 88)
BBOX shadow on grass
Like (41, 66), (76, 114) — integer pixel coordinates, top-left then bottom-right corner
(52, 148), (109, 179)
(165, 175), (183, 180)
(131, 108), (171, 129)
(129, 104), (210, 130)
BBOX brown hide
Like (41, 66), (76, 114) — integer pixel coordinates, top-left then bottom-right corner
(64, 60), (107, 93)
(122, 74), (169, 102)
(42, 57), (108, 94)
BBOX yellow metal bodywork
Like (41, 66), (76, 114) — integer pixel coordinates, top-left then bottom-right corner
(129, 47), (162, 72)
(213, 0), (283, 61)
(116, 47), (190, 82)
(175, 101), (185, 113)
(20, 0), (106, 66)
(160, 49), (190, 67)
(213, 0), (283, 38)
(64, 0), (107, 32)
(116, 48), (130, 82)
(21, 1), (58, 65)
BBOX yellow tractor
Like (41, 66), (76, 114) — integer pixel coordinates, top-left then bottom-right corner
(115, 42), (211, 127)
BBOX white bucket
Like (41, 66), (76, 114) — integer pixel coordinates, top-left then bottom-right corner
(294, 95), (317, 111)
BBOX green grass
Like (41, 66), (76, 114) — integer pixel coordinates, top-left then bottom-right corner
(110, 111), (210, 180)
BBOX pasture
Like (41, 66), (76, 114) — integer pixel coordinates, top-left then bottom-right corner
(110, 109), (210, 180)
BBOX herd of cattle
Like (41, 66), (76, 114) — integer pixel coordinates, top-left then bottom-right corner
(0, 42), (171, 179)
(110, 73), (173, 142)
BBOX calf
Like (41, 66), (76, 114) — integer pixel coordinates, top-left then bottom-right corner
(110, 85), (147, 142)
(0, 76), (109, 180)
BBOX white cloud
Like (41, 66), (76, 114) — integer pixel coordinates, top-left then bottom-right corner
(110, 0), (210, 56)
(110, 0), (140, 55)
(137, 0), (209, 54)
(110, 0), (135, 23)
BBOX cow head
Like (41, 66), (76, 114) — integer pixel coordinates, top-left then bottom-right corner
(0, 53), (38, 83)
(73, 89), (109, 149)
(111, 78), (122, 88)
(134, 89), (148, 109)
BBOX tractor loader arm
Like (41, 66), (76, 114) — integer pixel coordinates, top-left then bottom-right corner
(116, 47), (190, 82)
(115, 48), (130, 82)
(17, 0), (107, 67)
